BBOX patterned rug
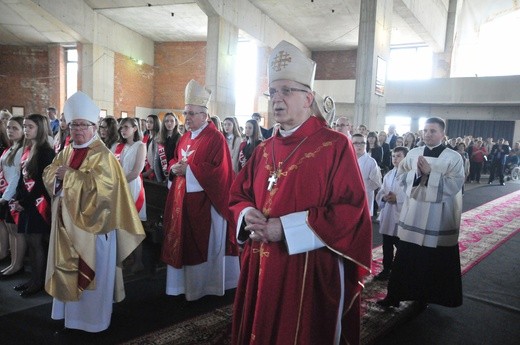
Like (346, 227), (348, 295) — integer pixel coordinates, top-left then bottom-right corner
(123, 190), (520, 345)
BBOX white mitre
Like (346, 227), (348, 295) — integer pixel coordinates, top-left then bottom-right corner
(185, 79), (211, 108)
(63, 91), (100, 124)
(268, 40), (316, 89)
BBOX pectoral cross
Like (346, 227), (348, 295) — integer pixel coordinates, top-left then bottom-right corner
(267, 172), (278, 191)
(181, 145), (194, 163)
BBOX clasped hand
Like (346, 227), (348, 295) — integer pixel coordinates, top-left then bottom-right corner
(244, 208), (283, 243)
(55, 165), (68, 180)
(171, 161), (187, 176)
(417, 156), (432, 176)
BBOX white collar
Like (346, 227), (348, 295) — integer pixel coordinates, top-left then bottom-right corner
(72, 134), (97, 149)
(190, 122), (208, 139)
(425, 143), (442, 150)
(279, 123), (303, 137)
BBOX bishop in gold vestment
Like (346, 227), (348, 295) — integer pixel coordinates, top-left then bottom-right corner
(43, 91), (145, 333)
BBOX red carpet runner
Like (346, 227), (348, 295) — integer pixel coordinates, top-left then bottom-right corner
(361, 189), (520, 344)
(123, 190), (520, 345)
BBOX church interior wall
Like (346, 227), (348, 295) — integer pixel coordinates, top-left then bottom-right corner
(113, 52), (154, 119)
(0, 45), (51, 115)
(154, 41), (207, 111)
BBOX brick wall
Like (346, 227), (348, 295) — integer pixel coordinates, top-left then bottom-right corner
(114, 52), (154, 118)
(154, 41), (206, 111)
(312, 49), (357, 80)
(0, 45), (51, 115)
(47, 44), (65, 113)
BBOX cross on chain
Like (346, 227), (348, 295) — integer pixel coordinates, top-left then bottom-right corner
(271, 51), (291, 71)
(267, 172), (278, 191)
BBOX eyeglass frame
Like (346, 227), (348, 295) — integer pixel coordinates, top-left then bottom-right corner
(68, 122), (95, 130)
(352, 142), (367, 146)
(267, 86), (310, 99)
(182, 111), (207, 117)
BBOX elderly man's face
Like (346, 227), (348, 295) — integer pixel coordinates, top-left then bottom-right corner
(69, 119), (96, 145)
(183, 105), (208, 132)
(269, 79), (313, 130)
(335, 118), (351, 135)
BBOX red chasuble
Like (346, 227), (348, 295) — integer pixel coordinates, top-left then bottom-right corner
(161, 121), (237, 268)
(229, 116), (372, 345)
(67, 147), (95, 290)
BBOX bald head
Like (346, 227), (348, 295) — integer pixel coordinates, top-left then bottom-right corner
(335, 117), (352, 135)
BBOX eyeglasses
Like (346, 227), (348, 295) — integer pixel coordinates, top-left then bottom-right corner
(182, 111), (206, 117)
(98, 125), (107, 129)
(336, 124), (350, 128)
(353, 142), (366, 146)
(267, 86), (309, 99)
(69, 123), (94, 130)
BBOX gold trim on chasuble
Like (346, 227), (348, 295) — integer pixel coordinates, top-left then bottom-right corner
(256, 138), (334, 343)
(261, 140), (335, 216)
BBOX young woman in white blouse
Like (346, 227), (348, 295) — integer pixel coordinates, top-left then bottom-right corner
(0, 116), (26, 278)
(114, 118), (147, 222)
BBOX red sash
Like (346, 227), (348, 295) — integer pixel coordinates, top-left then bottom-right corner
(18, 146), (51, 224)
(157, 143), (168, 177)
(54, 135), (71, 153)
(142, 134), (155, 180)
(0, 147), (10, 194)
(114, 143), (145, 212)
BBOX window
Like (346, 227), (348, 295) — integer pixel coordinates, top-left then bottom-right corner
(385, 116), (411, 135)
(66, 48), (78, 99)
(388, 46), (432, 80)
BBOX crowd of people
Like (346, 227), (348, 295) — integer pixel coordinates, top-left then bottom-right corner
(0, 39), (519, 344)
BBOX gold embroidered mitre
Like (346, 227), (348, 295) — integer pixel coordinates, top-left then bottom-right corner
(269, 40), (316, 90)
(185, 79), (211, 108)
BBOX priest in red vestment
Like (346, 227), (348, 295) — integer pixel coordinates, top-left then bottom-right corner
(161, 79), (239, 301)
(229, 41), (372, 345)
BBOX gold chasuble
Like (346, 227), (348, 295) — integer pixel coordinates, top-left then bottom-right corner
(43, 138), (145, 302)
(230, 116), (372, 345)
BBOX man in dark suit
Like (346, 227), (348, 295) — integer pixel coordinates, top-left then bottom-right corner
(387, 125), (398, 149)
(488, 138), (510, 185)
(252, 112), (272, 139)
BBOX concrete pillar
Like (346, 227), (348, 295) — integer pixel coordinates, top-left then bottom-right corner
(354, 0), (393, 132)
(432, 0), (458, 78)
(48, 44), (65, 112)
(80, 43), (115, 115)
(205, 16), (238, 118)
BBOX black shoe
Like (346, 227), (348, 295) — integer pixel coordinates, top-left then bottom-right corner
(374, 270), (391, 281)
(376, 297), (400, 309)
(487, 181), (492, 184)
(500, 182), (505, 186)
(20, 285), (43, 298)
(13, 282), (29, 291)
(0, 267), (25, 280)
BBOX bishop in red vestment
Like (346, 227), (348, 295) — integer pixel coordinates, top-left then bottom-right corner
(229, 41), (372, 345)
(161, 80), (239, 301)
